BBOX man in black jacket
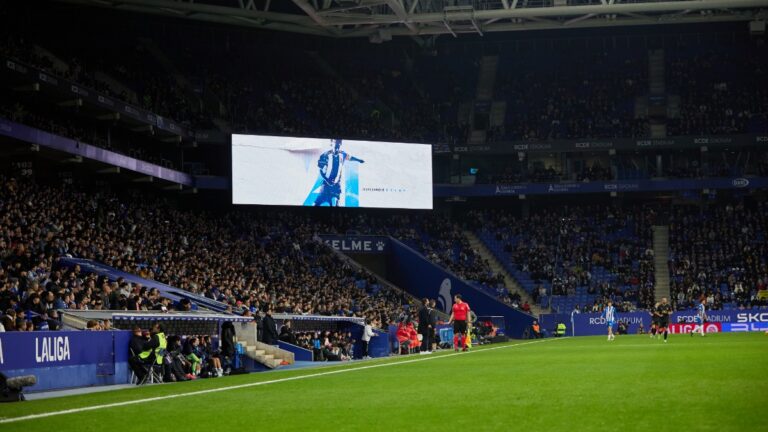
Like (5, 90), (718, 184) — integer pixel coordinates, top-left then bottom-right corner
(429, 299), (439, 351)
(128, 326), (149, 380)
(261, 307), (279, 345)
(418, 298), (432, 354)
(129, 326), (147, 355)
(279, 320), (297, 345)
(220, 321), (236, 374)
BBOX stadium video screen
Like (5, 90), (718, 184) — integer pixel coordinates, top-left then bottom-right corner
(232, 134), (433, 209)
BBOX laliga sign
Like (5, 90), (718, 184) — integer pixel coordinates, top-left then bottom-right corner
(668, 323), (721, 334)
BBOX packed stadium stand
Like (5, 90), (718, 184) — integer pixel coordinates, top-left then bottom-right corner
(0, 1), (767, 350)
(493, 48), (649, 141)
(263, 213), (514, 305)
(668, 201), (768, 311)
(2, 3), (768, 431)
(0, 177), (413, 333)
(473, 205), (657, 313)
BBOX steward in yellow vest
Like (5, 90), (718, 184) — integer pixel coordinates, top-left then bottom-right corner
(138, 323), (167, 365)
(556, 322), (566, 337)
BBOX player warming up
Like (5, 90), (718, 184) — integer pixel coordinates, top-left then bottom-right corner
(655, 297), (673, 343)
(447, 294), (471, 352)
(602, 300), (617, 341)
(690, 298), (707, 337)
(314, 139), (364, 207)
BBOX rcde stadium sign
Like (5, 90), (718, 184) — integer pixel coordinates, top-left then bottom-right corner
(450, 133), (768, 154)
(435, 177), (768, 198)
(672, 310), (768, 325)
(318, 235), (390, 254)
(565, 310), (768, 336)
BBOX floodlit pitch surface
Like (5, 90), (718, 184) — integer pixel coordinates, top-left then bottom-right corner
(1, 333), (766, 431)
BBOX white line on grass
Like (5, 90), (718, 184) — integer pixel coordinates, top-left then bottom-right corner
(0, 337), (564, 424)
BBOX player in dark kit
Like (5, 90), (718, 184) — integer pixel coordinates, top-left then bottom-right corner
(650, 307), (660, 339)
(655, 297), (673, 343)
(447, 294), (471, 352)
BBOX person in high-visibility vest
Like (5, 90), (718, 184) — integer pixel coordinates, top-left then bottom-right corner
(138, 323), (167, 365)
(556, 322), (566, 337)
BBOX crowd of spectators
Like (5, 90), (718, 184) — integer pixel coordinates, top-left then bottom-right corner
(576, 163), (613, 182)
(180, 43), (467, 145)
(495, 50), (648, 141)
(317, 213), (514, 305)
(667, 41), (768, 136)
(474, 205), (657, 311)
(291, 330), (356, 362)
(0, 99), (183, 171)
(410, 216), (506, 295)
(0, 101), (106, 150)
(481, 162), (614, 184)
(1, 20), (463, 164)
(0, 20), (200, 129)
(4, 2), (768, 160)
(0, 176), (414, 332)
(475, 148), (768, 185)
(668, 201), (768, 311)
(2, 6), (768, 330)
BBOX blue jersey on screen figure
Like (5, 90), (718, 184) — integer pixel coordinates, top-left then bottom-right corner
(314, 139), (364, 207)
(602, 301), (617, 341)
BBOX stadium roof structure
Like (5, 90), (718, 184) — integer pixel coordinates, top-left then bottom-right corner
(57, 0), (768, 40)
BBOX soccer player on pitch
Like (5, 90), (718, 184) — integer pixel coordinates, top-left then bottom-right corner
(690, 298), (707, 337)
(650, 301), (661, 339)
(447, 294), (471, 352)
(602, 300), (617, 341)
(655, 297), (673, 343)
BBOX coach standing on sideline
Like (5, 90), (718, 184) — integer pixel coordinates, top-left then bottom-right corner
(429, 299), (439, 352)
(418, 298), (433, 354)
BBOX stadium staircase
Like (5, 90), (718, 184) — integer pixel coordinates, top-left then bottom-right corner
(648, 49), (668, 139)
(475, 55), (498, 101)
(236, 339), (295, 369)
(469, 129), (487, 145)
(467, 55), (499, 145)
(652, 225), (671, 302)
(490, 101), (507, 128)
(462, 230), (542, 317)
(648, 49), (666, 95)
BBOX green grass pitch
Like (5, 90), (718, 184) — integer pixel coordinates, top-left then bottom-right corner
(1, 333), (766, 431)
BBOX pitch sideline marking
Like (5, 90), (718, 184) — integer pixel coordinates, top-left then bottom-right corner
(0, 337), (564, 424)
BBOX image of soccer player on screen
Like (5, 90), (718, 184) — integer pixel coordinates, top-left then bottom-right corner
(314, 139), (364, 207)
